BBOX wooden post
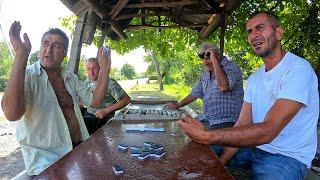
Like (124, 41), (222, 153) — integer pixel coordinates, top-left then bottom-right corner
(67, 14), (87, 74)
(219, 12), (227, 58)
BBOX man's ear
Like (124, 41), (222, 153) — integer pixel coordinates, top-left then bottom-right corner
(276, 26), (284, 41)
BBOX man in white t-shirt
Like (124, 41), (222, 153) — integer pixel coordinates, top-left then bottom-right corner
(178, 11), (319, 179)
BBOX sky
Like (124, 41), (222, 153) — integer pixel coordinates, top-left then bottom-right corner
(0, 0), (148, 73)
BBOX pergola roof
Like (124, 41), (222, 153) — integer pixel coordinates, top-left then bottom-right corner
(60, 0), (242, 41)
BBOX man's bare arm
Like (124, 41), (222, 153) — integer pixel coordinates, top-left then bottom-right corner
(91, 48), (111, 108)
(165, 94), (197, 109)
(209, 49), (230, 92)
(1, 21), (31, 121)
(180, 99), (302, 147)
(95, 93), (131, 119)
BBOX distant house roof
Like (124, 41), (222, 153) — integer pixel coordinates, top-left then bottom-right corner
(59, 0), (242, 41)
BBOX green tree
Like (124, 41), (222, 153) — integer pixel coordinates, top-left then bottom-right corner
(120, 63), (136, 79)
(60, 0), (320, 88)
(28, 51), (39, 64)
(0, 42), (13, 77)
(110, 67), (120, 80)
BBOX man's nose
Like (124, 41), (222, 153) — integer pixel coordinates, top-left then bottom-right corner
(45, 44), (54, 54)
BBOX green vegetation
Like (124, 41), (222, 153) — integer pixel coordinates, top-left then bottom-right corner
(120, 63), (136, 80)
(61, 0), (319, 93)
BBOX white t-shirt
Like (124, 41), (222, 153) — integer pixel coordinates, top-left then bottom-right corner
(244, 52), (319, 168)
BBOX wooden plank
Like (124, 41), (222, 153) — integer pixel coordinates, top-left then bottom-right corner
(219, 13), (227, 56)
(199, 0), (242, 39)
(124, 0), (201, 8)
(110, 22), (128, 39)
(82, 11), (98, 45)
(115, 11), (214, 20)
(83, 0), (106, 19)
(128, 24), (206, 30)
(109, 0), (130, 19)
(67, 15), (86, 74)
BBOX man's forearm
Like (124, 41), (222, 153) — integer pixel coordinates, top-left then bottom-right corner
(212, 63), (230, 92)
(91, 67), (109, 107)
(177, 94), (197, 108)
(1, 54), (28, 121)
(205, 123), (273, 147)
(104, 94), (131, 113)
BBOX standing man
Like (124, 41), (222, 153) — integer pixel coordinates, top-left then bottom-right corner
(179, 11), (319, 179)
(1, 21), (111, 175)
(83, 57), (131, 134)
(166, 43), (243, 129)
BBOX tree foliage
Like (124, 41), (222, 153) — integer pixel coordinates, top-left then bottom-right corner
(61, 0), (320, 88)
(0, 42), (13, 77)
(120, 63), (136, 79)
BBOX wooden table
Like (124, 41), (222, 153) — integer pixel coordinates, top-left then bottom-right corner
(35, 120), (233, 179)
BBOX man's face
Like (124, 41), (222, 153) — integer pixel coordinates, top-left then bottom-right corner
(86, 61), (100, 81)
(39, 34), (67, 69)
(199, 49), (218, 71)
(246, 13), (282, 58)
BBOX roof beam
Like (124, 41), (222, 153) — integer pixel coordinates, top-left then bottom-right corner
(110, 22), (128, 39)
(199, 0), (241, 39)
(124, 0), (201, 8)
(109, 0), (129, 19)
(83, 0), (105, 19)
(114, 11), (215, 20)
(128, 24), (206, 30)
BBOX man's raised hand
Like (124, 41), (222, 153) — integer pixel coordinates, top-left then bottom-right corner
(9, 21), (31, 59)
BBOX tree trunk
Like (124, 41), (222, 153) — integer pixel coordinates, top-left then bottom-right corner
(152, 51), (163, 91)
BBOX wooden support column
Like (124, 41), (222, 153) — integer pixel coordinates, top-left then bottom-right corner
(219, 13), (227, 57)
(98, 27), (107, 49)
(67, 14), (87, 74)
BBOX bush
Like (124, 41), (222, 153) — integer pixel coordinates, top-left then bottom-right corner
(0, 76), (8, 92)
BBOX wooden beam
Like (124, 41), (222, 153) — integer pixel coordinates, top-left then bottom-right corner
(68, 15), (86, 74)
(128, 24), (206, 30)
(83, 0), (106, 19)
(124, 0), (201, 8)
(110, 22), (128, 39)
(199, 14), (221, 40)
(219, 13), (227, 56)
(114, 11), (214, 20)
(82, 11), (98, 45)
(109, 0), (129, 19)
(199, 0), (242, 39)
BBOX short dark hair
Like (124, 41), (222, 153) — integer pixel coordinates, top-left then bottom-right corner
(41, 28), (69, 52)
(248, 11), (280, 28)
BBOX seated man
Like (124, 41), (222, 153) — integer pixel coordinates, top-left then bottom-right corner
(179, 11), (319, 179)
(83, 58), (131, 134)
(1, 21), (110, 176)
(166, 43), (244, 129)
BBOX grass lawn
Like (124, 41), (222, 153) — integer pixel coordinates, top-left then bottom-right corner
(128, 83), (202, 113)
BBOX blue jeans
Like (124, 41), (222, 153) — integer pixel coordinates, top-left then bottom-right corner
(211, 146), (307, 179)
(251, 148), (307, 180)
(203, 121), (307, 179)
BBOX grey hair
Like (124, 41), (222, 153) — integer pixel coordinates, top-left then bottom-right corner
(198, 43), (220, 54)
(41, 28), (69, 53)
(86, 57), (98, 63)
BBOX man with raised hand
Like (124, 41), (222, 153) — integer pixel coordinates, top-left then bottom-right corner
(1, 21), (111, 175)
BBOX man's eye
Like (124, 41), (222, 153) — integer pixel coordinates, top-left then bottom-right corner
(257, 26), (264, 30)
